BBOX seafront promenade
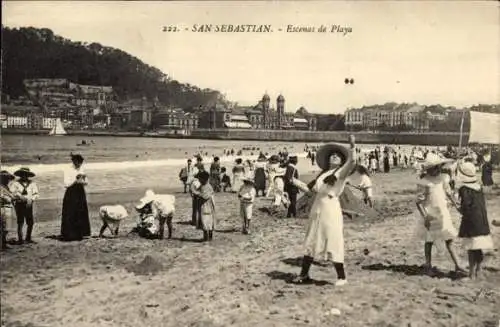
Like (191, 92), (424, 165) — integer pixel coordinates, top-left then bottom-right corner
(2, 128), (470, 145)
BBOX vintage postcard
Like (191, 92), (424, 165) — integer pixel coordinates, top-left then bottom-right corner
(1, 1), (499, 326)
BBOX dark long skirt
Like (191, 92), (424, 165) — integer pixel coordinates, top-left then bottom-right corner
(254, 168), (266, 195)
(383, 157), (390, 173)
(61, 184), (91, 241)
(481, 162), (494, 186)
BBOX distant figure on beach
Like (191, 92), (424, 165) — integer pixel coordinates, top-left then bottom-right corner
(383, 151), (390, 173)
(220, 167), (231, 192)
(11, 168), (39, 244)
(238, 176), (256, 234)
(253, 153), (267, 197)
(291, 137), (356, 286)
(232, 158), (245, 193)
(414, 153), (464, 276)
(284, 154), (300, 218)
(60, 154), (91, 242)
(195, 156), (205, 172)
(481, 153), (494, 192)
(1, 171), (16, 250)
(456, 161), (494, 279)
(179, 159), (195, 193)
(209, 157), (222, 192)
(190, 171), (215, 242)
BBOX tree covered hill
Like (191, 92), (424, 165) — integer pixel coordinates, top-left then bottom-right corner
(1, 26), (230, 110)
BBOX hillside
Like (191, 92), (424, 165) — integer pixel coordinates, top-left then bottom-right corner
(1, 26), (230, 110)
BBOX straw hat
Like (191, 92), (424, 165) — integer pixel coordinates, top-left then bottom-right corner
(269, 155), (280, 163)
(316, 143), (350, 171)
(136, 189), (156, 209)
(257, 153), (267, 162)
(0, 170), (15, 182)
(420, 152), (454, 170)
(14, 167), (35, 178)
(457, 161), (478, 183)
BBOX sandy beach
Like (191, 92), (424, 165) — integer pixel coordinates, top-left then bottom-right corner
(1, 167), (499, 327)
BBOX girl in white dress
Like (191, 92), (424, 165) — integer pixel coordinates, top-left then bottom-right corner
(292, 136), (356, 286)
(415, 153), (465, 275)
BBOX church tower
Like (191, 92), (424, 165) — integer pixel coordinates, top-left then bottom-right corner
(277, 94), (285, 129)
(262, 93), (270, 129)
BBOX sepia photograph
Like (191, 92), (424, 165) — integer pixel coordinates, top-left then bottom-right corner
(1, 1), (499, 326)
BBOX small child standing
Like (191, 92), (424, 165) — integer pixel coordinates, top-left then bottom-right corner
(220, 167), (232, 192)
(349, 165), (373, 208)
(456, 161), (494, 280)
(238, 177), (256, 234)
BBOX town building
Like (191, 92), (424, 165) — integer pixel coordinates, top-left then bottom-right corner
(152, 108), (199, 133)
(198, 93), (317, 131)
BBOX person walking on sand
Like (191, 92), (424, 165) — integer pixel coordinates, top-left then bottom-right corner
(232, 158), (245, 193)
(290, 136), (356, 286)
(415, 153), (465, 276)
(179, 159), (194, 193)
(60, 153), (91, 242)
(11, 168), (39, 244)
(456, 161), (494, 280)
(481, 152), (494, 193)
(191, 171), (215, 242)
(253, 153), (267, 197)
(347, 165), (373, 208)
(1, 171), (16, 250)
(284, 154), (300, 218)
(209, 157), (222, 192)
(238, 176), (256, 234)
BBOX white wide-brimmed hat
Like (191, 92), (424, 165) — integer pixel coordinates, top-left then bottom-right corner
(457, 161), (478, 183)
(421, 153), (454, 170)
(136, 189), (156, 209)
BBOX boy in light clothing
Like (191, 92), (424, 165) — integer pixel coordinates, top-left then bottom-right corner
(238, 177), (256, 235)
(11, 168), (39, 244)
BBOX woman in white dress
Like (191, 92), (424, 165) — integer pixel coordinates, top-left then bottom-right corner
(231, 158), (245, 193)
(291, 136), (356, 286)
(415, 153), (465, 275)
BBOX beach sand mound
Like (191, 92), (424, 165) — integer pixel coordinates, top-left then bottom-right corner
(126, 255), (164, 276)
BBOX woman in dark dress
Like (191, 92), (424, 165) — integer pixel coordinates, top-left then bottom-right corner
(481, 153), (494, 188)
(60, 154), (90, 241)
(383, 152), (390, 173)
(253, 153), (267, 196)
(209, 157), (221, 192)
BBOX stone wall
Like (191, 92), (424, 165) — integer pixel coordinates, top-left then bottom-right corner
(190, 129), (469, 146)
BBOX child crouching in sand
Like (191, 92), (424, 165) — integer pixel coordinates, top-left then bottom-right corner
(238, 176), (256, 234)
(415, 153), (465, 276)
(99, 205), (128, 237)
(191, 171), (216, 242)
(456, 161), (494, 280)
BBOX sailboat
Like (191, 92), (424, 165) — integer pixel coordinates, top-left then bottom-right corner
(48, 118), (67, 136)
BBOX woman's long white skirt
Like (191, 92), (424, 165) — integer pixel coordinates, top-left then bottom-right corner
(304, 195), (344, 263)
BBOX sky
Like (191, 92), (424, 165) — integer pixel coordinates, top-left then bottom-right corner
(3, 1), (499, 114)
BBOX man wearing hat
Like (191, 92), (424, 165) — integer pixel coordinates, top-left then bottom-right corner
(11, 168), (39, 244)
(1, 171), (16, 250)
(283, 154), (300, 218)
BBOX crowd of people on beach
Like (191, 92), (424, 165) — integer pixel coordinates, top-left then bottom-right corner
(1, 138), (499, 283)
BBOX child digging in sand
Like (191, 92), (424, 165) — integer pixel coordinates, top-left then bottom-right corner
(415, 153), (465, 276)
(238, 176), (256, 234)
(456, 161), (494, 280)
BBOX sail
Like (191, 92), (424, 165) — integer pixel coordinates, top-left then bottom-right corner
(468, 111), (500, 144)
(49, 118), (67, 135)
